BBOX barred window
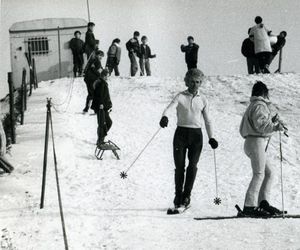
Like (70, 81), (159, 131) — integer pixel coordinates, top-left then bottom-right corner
(27, 37), (49, 55)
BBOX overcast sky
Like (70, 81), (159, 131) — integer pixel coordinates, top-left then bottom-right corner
(1, 0), (300, 98)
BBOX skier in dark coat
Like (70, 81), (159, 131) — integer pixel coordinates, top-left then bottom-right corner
(83, 49), (104, 112)
(85, 22), (96, 59)
(241, 28), (260, 74)
(106, 38), (121, 76)
(91, 69), (112, 145)
(160, 69), (218, 208)
(69, 30), (85, 77)
(269, 31), (287, 65)
(181, 36), (199, 70)
(126, 31), (140, 76)
(139, 36), (156, 76)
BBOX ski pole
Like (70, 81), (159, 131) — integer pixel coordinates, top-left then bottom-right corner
(279, 131), (285, 218)
(213, 150), (221, 205)
(120, 127), (161, 179)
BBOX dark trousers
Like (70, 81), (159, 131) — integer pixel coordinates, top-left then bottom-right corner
(73, 53), (84, 77)
(247, 57), (260, 74)
(173, 127), (203, 198)
(106, 57), (120, 76)
(187, 62), (197, 70)
(256, 52), (271, 73)
(97, 109), (112, 143)
(139, 58), (151, 76)
(129, 53), (138, 76)
(84, 80), (94, 110)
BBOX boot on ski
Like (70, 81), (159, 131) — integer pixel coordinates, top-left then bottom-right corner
(241, 206), (270, 217)
(259, 200), (284, 216)
(173, 193), (182, 208)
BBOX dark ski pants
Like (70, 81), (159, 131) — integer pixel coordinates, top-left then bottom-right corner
(256, 52), (271, 73)
(173, 127), (203, 198)
(139, 58), (151, 76)
(129, 53), (138, 76)
(97, 109), (112, 143)
(187, 62), (197, 70)
(247, 57), (260, 74)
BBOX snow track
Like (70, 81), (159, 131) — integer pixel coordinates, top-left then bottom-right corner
(1, 74), (300, 249)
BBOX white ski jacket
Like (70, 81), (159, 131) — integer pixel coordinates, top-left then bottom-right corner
(250, 24), (272, 54)
(239, 96), (278, 138)
(162, 90), (213, 138)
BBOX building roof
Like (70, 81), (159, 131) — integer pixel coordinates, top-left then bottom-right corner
(9, 18), (88, 34)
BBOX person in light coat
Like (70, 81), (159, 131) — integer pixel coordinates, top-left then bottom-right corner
(249, 16), (272, 73)
(106, 38), (121, 76)
(240, 81), (286, 217)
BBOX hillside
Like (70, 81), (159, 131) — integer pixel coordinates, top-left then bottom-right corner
(0, 73), (300, 250)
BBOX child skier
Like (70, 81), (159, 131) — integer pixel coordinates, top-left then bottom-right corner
(83, 49), (104, 112)
(139, 36), (156, 76)
(159, 68), (218, 208)
(91, 69), (112, 146)
(239, 81), (286, 216)
(106, 38), (121, 76)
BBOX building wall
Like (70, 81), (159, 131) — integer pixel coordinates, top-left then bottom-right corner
(9, 26), (86, 88)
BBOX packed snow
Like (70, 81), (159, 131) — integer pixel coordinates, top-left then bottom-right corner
(0, 73), (300, 249)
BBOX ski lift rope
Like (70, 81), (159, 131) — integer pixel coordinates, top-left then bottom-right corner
(52, 77), (75, 113)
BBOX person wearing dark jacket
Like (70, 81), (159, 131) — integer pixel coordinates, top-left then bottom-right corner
(269, 31), (287, 65)
(159, 69), (218, 208)
(241, 28), (260, 74)
(106, 38), (121, 76)
(85, 22), (96, 58)
(139, 36), (156, 76)
(69, 31), (85, 77)
(181, 36), (199, 70)
(126, 31), (140, 76)
(91, 70), (112, 145)
(83, 50), (104, 112)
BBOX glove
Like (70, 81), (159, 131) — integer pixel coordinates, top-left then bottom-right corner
(209, 138), (218, 149)
(159, 116), (168, 128)
(274, 123), (285, 132)
(272, 114), (279, 123)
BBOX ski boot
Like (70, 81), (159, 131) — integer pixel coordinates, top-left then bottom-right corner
(241, 206), (270, 218)
(173, 193), (182, 208)
(259, 200), (285, 216)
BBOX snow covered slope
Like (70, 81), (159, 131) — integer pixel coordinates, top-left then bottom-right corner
(0, 73), (300, 249)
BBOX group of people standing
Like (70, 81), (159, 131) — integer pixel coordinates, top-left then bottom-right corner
(241, 16), (287, 74)
(69, 19), (289, 217)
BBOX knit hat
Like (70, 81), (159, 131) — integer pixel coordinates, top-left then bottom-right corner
(252, 81), (269, 97)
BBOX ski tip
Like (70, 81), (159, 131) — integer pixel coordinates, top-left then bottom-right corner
(235, 204), (242, 213)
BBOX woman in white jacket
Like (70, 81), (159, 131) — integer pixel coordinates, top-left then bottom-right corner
(249, 16), (272, 73)
(240, 81), (285, 217)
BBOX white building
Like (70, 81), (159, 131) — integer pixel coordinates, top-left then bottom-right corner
(9, 18), (87, 88)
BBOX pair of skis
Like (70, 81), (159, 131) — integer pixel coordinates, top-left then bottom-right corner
(167, 204), (300, 219)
